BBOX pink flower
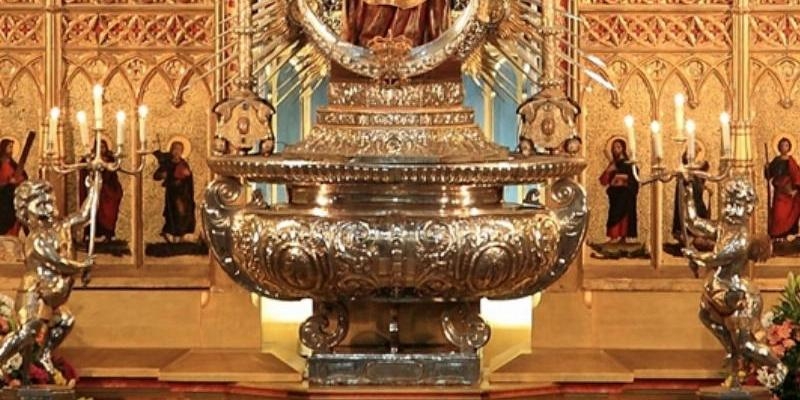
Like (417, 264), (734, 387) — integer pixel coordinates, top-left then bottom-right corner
(768, 321), (794, 345)
(772, 343), (786, 358)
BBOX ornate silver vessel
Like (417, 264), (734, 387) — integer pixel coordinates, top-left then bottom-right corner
(203, 0), (605, 385)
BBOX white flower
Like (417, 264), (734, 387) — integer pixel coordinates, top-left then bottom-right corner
(762, 311), (775, 329)
(756, 364), (787, 390)
(2, 353), (21, 374)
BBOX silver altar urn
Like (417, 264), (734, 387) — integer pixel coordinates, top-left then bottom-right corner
(203, 0), (606, 385)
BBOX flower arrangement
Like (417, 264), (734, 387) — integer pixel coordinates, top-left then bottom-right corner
(0, 294), (77, 388)
(752, 273), (800, 398)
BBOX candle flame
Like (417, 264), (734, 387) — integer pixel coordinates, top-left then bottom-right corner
(674, 93), (685, 105)
(116, 111), (126, 122)
(720, 112), (730, 124)
(76, 111), (87, 123)
(138, 105), (149, 118)
(685, 119), (696, 134)
(650, 120), (661, 133)
(624, 115), (635, 128)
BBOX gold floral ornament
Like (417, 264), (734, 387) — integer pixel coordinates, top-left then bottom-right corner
(212, 91), (275, 156)
(365, 34), (414, 84)
(518, 93), (581, 154)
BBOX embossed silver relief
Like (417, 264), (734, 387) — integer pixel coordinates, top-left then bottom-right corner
(442, 305), (491, 351)
(300, 302), (349, 353)
(202, 178), (587, 301)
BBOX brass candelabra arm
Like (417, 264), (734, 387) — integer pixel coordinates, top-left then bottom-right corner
(629, 159), (678, 186)
(39, 160), (91, 176)
(116, 149), (151, 175)
(687, 157), (733, 183)
(630, 157), (733, 187)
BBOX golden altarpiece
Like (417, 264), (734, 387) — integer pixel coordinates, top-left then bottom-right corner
(0, 0), (800, 398)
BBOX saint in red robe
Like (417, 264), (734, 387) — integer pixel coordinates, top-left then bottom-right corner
(767, 155), (800, 238)
(79, 151), (124, 240)
(343, 0), (450, 47)
(0, 156), (25, 236)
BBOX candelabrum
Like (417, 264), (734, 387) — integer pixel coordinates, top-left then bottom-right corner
(40, 84), (150, 258)
(624, 96), (788, 397)
(622, 95), (733, 252)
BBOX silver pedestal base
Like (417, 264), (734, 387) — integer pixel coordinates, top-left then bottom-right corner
(308, 351), (480, 385)
(1, 386), (75, 400)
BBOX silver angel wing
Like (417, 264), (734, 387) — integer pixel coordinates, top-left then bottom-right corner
(466, 0), (614, 99)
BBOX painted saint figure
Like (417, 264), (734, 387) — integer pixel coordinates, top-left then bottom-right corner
(343, 0), (451, 47)
(672, 152), (711, 243)
(599, 138), (639, 243)
(765, 137), (800, 239)
(153, 141), (195, 243)
(79, 140), (123, 242)
(0, 139), (26, 236)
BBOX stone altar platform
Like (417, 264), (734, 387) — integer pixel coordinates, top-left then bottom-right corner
(58, 347), (737, 399)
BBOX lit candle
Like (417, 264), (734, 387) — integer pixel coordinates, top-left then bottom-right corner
(624, 115), (636, 161)
(720, 112), (731, 158)
(674, 93), (685, 140)
(76, 111), (89, 152)
(93, 84), (104, 130)
(116, 110), (126, 150)
(48, 107), (60, 155)
(650, 120), (663, 160)
(686, 119), (696, 163)
(138, 105), (148, 149)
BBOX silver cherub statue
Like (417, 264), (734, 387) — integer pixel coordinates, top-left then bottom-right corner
(681, 176), (787, 391)
(0, 178), (96, 385)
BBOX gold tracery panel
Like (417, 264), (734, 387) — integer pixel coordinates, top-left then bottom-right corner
(578, 0), (800, 291)
(0, 0), (214, 287)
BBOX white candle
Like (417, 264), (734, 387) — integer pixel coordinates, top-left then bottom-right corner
(650, 120), (663, 160)
(116, 110), (126, 150)
(48, 107), (60, 155)
(686, 119), (697, 163)
(624, 115), (636, 161)
(720, 112), (731, 158)
(76, 111), (89, 152)
(137, 105), (148, 149)
(674, 93), (685, 139)
(93, 84), (104, 130)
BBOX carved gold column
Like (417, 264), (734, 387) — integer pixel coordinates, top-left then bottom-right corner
(651, 162), (664, 269)
(215, 0), (227, 105)
(732, 0), (752, 171)
(731, 0), (755, 236)
(45, 0), (66, 210)
(651, 102), (664, 270)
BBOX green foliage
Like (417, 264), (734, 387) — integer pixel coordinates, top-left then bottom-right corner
(775, 273), (800, 324)
(767, 272), (800, 399)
